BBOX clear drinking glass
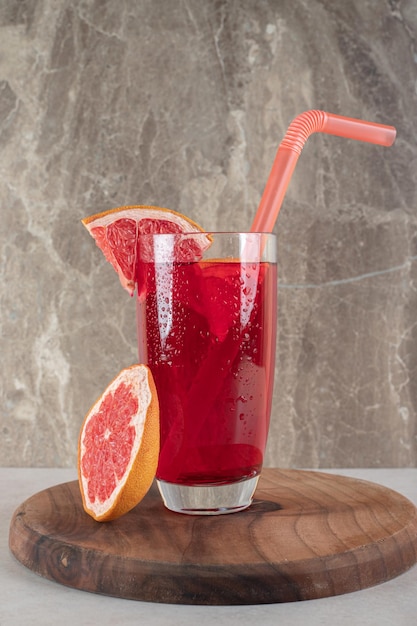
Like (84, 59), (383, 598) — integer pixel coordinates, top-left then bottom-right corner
(136, 232), (277, 514)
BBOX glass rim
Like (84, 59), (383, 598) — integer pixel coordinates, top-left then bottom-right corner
(136, 231), (277, 236)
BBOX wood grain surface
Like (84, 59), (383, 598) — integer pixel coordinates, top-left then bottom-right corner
(9, 468), (417, 605)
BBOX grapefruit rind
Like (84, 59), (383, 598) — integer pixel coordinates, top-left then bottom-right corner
(77, 364), (160, 522)
(81, 204), (204, 230)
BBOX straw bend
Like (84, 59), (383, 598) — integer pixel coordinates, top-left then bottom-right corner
(281, 110), (396, 154)
(280, 110), (328, 154)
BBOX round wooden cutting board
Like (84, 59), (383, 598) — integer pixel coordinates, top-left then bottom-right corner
(9, 468), (417, 605)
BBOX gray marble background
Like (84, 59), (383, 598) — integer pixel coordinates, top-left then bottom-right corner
(1, 0), (416, 468)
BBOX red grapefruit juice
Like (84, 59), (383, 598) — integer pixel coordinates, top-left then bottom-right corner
(136, 256), (277, 486)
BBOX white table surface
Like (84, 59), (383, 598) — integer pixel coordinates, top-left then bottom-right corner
(1, 467), (416, 626)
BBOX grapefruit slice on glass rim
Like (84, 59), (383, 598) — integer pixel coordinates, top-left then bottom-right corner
(82, 204), (211, 295)
(78, 364), (160, 522)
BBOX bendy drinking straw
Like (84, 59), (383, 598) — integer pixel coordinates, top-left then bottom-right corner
(251, 110), (396, 233)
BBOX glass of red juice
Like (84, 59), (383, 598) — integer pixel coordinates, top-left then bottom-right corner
(136, 232), (277, 514)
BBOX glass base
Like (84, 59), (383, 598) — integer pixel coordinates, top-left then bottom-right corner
(156, 475), (259, 515)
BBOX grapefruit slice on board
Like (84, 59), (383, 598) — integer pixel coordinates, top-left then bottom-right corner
(78, 364), (160, 522)
(82, 205), (210, 295)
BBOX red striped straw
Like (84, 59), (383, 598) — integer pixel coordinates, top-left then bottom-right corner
(250, 110), (396, 233)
